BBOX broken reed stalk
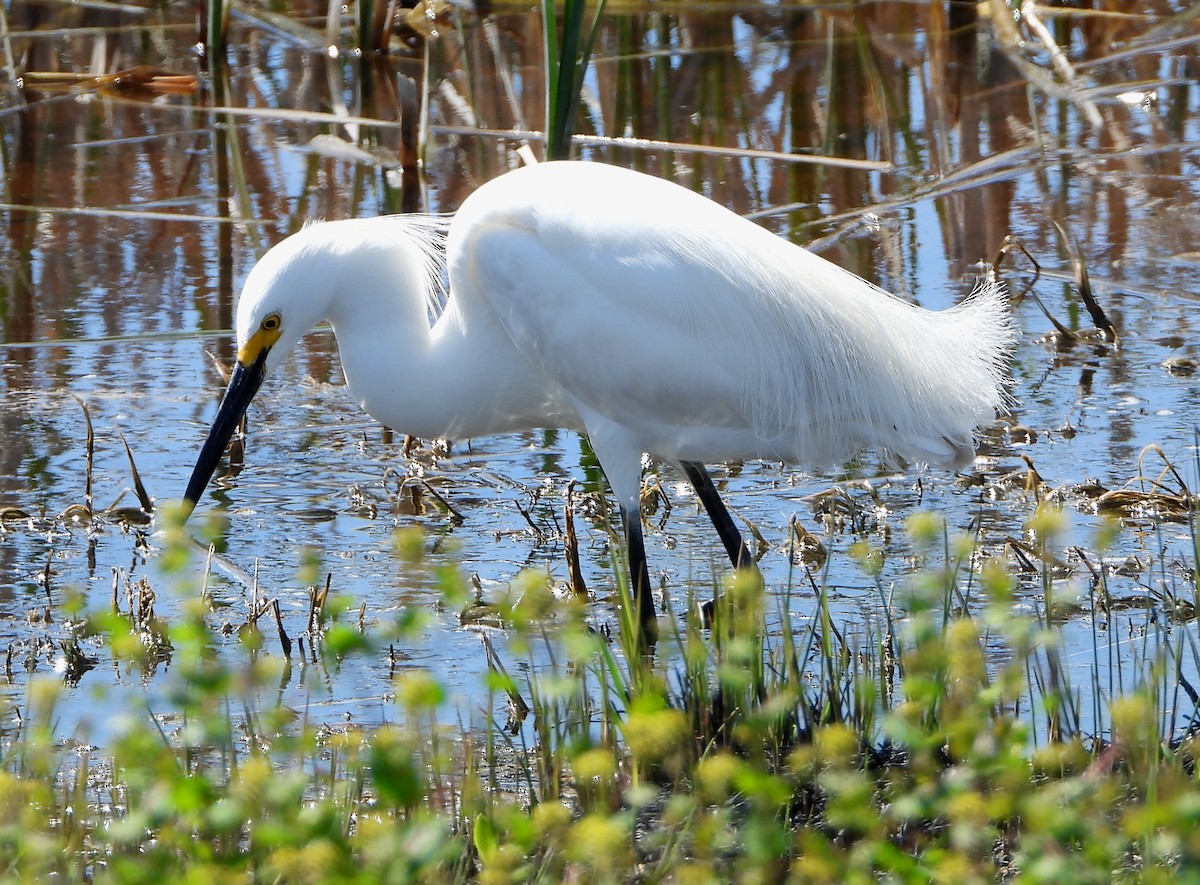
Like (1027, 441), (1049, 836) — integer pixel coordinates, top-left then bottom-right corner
(272, 599), (293, 658)
(563, 481), (588, 597)
(118, 431), (154, 513)
(72, 396), (94, 514)
(1053, 221), (1119, 345)
(308, 573), (332, 635)
(995, 233), (1119, 348)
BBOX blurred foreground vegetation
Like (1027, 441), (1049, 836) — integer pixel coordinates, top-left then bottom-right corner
(3, 0), (1200, 881)
(3, 506), (1200, 883)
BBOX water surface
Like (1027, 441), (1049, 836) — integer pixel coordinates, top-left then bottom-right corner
(2, 0), (1199, 740)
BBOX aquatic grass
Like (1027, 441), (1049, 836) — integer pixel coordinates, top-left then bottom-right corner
(205, 0), (229, 58)
(541, 0), (607, 161)
(355, 0), (387, 55)
(5, 3), (1200, 878)
(5, 503), (1200, 880)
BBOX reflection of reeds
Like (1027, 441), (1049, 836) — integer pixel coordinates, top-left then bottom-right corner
(3, 11), (1200, 876)
(356, 0), (393, 54)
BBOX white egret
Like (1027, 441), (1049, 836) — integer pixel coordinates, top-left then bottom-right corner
(183, 160), (1014, 644)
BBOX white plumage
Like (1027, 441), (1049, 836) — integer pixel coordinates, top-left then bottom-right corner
(185, 160), (1015, 640)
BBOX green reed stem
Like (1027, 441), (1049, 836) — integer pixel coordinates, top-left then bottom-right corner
(206, 0), (228, 57)
(542, 0), (607, 160)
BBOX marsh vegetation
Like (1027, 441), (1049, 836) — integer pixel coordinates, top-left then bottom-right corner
(1, 0), (1200, 879)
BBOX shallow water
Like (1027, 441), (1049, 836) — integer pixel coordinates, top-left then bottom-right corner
(1, 1), (1199, 741)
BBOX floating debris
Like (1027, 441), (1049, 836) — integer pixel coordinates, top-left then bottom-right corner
(1071, 444), (1194, 521)
(108, 507), (153, 527)
(294, 507), (339, 523)
(61, 503), (92, 524)
(788, 518), (827, 569)
(22, 66), (199, 95)
(1008, 424), (1039, 445)
(1163, 356), (1197, 377)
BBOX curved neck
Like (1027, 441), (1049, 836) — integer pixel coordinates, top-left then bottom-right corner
(324, 259), (570, 441)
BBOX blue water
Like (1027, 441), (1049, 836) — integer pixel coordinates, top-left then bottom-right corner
(2, 2), (1199, 744)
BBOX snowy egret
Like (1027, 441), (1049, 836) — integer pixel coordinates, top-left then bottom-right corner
(183, 160), (1014, 643)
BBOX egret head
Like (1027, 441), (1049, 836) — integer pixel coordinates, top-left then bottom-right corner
(182, 229), (336, 516)
(182, 217), (448, 517)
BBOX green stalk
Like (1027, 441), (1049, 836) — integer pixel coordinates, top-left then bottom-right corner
(206, 0), (227, 57)
(542, 0), (607, 160)
(358, 0), (373, 51)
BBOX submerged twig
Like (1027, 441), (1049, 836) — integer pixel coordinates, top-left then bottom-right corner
(995, 234), (1117, 350)
(418, 480), (464, 525)
(995, 236), (1044, 305)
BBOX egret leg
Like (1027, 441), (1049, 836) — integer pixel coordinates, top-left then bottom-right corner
(620, 504), (658, 645)
(680, 461), (752, 569)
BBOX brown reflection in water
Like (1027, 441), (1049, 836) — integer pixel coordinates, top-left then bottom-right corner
(0, 0), (1196, 495)
(210, 60), (236, 346)
(3, 103), (38, 355)
(0, 0), (1196, 689)
(0, 110), (39, 545)
(928, 1), (1021, 279)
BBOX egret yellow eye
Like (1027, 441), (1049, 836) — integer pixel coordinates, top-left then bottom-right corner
(262, 314), (281, 332)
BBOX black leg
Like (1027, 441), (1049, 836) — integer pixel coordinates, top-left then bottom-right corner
(681, 461), (752, 569)
(620, 504), (659, 645)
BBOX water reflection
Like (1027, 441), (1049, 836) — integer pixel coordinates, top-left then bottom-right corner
(0, 1), (1198, 737)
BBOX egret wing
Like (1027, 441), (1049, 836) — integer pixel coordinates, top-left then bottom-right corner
(449, 163), (1012, 468)
(453, 178), (767, 442)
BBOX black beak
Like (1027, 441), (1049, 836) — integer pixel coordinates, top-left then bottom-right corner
(182, 350), (268, 517)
